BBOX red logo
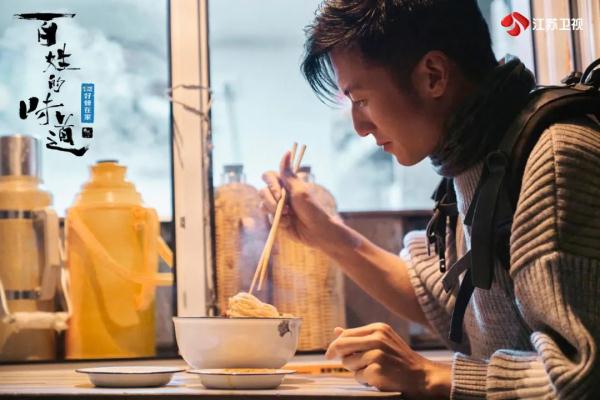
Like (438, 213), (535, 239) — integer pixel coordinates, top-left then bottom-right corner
(501, 12), (530, 36)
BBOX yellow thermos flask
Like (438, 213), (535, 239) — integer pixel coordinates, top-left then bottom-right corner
(65, 160), (173, 359)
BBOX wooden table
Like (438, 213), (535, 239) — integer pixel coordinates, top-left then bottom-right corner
(0, 351), (451, 399)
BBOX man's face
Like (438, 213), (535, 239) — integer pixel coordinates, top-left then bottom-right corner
(330, 48), (445, 166)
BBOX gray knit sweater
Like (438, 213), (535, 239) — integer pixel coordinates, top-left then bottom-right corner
(401, 117), (600, 399)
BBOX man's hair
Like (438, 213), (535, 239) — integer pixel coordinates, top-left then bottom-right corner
(301, 0), (499, 103)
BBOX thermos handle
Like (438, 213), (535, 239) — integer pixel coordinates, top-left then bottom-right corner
(38, 208), (61, 301)
(68, 209), (173, 310)
(132, 206), (173, 310)
(132, 206), (173, 271)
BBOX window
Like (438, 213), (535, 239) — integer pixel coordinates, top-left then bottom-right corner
(0, 0), (549, 363)
(0, 0), (175, 362)
(0, 0), (172, 220)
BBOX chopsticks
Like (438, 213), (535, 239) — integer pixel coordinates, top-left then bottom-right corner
(249, 143), (307, 294)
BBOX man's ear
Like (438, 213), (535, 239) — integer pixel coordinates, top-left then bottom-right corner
(411, 51), (450, 99)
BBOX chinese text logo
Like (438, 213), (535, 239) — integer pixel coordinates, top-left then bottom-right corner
(501, 12), (584, 37)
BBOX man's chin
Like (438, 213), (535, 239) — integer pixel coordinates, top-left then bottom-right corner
(393, 152), (422, 167)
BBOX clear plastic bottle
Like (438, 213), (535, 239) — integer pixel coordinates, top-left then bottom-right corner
(214, 164), (268, 313)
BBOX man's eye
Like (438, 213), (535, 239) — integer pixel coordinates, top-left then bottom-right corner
(352, 99), (367, 107)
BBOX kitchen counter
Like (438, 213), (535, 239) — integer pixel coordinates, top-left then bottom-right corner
(0, 351), (451, 399)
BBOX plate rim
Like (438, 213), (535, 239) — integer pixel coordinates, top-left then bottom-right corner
(75, 366), (186, 375)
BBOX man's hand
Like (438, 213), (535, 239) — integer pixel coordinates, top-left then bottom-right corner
(326, 323), (451, 399)
(260, 151), (344, 248)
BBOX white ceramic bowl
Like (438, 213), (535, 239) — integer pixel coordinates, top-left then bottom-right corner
(173, 317), (302, 369)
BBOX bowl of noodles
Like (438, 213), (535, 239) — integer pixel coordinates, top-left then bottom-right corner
(173, 293), (302, 369)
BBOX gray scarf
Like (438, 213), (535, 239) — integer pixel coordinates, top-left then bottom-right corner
(430, 57), (536, 177)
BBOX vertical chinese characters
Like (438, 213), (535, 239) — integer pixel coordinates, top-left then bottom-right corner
(15, 12), (90, 156)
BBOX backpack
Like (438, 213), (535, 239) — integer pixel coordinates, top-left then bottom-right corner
(425, 57), (600, 343)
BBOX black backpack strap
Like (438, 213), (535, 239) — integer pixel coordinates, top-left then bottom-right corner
(493, 185), (514, 268)
(469, 151), (509, 290)
(442, 250), (471, 292)
(582, 57), (600, 88)
(426, 177), (458, 273)
(449, 268), (474, 344)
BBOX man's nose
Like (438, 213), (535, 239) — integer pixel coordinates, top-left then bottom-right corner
(352, 111), (375, 138)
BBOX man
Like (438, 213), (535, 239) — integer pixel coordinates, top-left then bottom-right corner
(260, 0), (600, 398)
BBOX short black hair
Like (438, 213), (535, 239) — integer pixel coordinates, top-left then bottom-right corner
(301, 0), (499, 103)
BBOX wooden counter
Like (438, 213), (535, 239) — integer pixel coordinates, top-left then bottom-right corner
(0, 351), (451, 399)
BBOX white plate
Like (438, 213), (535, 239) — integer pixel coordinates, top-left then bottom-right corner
(75, 366), (185, 388)
(187, 368), (295, 389)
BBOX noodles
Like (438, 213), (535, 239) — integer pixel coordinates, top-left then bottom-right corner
(226, 292), (280, 317)
(226, 292), (292, 318)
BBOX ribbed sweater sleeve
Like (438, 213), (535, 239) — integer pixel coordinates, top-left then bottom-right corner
(401, 223), (470, 353)
(451, 120), (600, 399)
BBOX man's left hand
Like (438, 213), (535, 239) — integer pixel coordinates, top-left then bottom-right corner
(326, 323), (451, 399)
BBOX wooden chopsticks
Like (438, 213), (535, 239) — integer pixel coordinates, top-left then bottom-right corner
(249, 143), (307, 294)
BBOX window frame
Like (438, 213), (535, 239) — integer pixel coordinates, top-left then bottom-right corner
(531, 0), (599, 84)
(170, 0), (215, 318)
